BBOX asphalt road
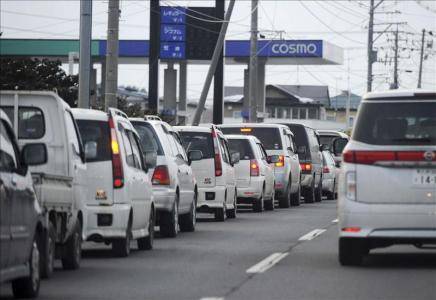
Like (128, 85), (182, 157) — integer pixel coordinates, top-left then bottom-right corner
(2, 200), (436, 300)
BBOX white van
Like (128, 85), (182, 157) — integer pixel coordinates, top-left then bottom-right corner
(0, 90), (87, 276)
(175, 125), (239, 221)
(73, 108), (155, 257)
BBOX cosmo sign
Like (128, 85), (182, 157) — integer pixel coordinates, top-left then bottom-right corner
(226, 40), (323, 58)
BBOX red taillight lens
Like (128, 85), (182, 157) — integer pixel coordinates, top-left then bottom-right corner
(323, 166), (330, 173)
(250, 159), (260, 176)
(275, 155), (285, 167)
(152, 165), (170, 185)
(343, 150), (435, 165)
(342, 227), (361, 233)
(300, 162), (312, 173)
(214, 154), (223, 177)
(109, 117), (124, 189)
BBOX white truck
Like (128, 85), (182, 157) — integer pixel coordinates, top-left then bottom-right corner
(0, 91), (87, 278)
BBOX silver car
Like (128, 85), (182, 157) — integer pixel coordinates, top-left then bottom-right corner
(337, 90), (436, 266)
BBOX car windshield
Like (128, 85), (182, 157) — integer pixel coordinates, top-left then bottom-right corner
(132, 123), (164, 155)
(319, 135), (338, 150)
(228, 139), (254, 160)
(76, 120), (111, 162)
(353, 101), (436, 145)
(178, 131), (214, 159)
(220, 127), (282, 150)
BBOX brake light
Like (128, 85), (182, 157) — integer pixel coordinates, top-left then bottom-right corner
(152, 165), (170, 185)
(109, 117), (124, 189)
(211, 128), (223, 177)
(275, 155), (285, 167)
(300, 162), (312, 173)
(343, 150), (436, 165)
(342, 227), (361, 233)
(323, 166), (330, 173)
(250, 159), (260, 176)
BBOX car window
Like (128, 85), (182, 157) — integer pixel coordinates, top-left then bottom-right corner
(319, 135), (338, 150)
(353, 102), (436, 145)
(120, 127), (135, 168)
(128, 131), (143, 170)
(220, 127), (282, 150)
(132, 123), (164, 156)
(76, 120), (111, 162)
(227, 139), (254, 160)
(1, 106), (45, 139)
(218, 137), (229, 164)
(179, 132), (214, 159)
(171, 132), (187, 161)
(0, 121), (18, 172)
(65, 111), (81, 153)
(257, 143), (268, 160)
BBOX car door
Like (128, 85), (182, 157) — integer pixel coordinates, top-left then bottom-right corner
(286, 133), (300, 187)
(257, 142), (274, 197)
(218, 135), (236, 205)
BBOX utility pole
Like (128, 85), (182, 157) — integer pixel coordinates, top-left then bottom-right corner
(367, 0), (375, 92)
(392, 26), (399, 89)
(149, 0), (160, 114)
(104, 0), (120, 110)
(192, 0), (236, 126)
(346, 55), (351, 129)
(78, 0), (92, 108)
(417, 29), (426, 88)
(248, 0), (259, 122)
(213, 0), (225, 125)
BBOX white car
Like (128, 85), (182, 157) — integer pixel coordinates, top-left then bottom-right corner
(73, 108), (155, 257)
(321, 150), (338, 200)
(318, 130), (349, 166)
(130, 117), (198, 238)
(337, 90), (436, 266)
(226, 135), (276, 211)
(175, 125), (239, 222)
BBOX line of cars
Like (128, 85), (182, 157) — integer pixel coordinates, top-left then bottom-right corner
(0, 90), (346, 298)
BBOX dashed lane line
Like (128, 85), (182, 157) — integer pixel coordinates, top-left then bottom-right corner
(298, 229), (327, 241)
(246, 252), (289, 274)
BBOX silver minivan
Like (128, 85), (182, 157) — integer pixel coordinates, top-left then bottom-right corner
(337, 90), (436, 266)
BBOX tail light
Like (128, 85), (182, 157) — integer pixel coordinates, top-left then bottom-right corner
(345, 171), (356, 200)
(250, 159), (260, 176)
(211, 128), (222, 177)
(300, 162), (312, 173)
(323, 166), (330, 173)
(342, 227), (361, 233)
(152, 165), (170, 185)
(109, 117), (124, 188)
(275, 155), (285, 167)
(343, 150), (436, 165)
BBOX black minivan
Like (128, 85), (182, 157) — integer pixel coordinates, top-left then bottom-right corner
(282, 123), (323, 203)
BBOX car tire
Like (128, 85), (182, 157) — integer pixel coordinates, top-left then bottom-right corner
(291, 184), (301, 206)
(112, 223), (132, 257)
(264, 188), (275, 211)
(253, 188), (264, 212)
(215, 204), (226, 222)
(61, 221), (82, 270)
(40, 221), (55, 279)
(315, 178), (323, 202)
(327, 180), (336, 200)
(160, 199), (179, 238)
(278, 183), (291, 208)
(338, 238), (367, 266)
(138, 208), (154, 250)
(12, 238), (40, 298)
(226, 191), (237, 219)
(304, 178), (315, 203)
(180, 193), (197, 231)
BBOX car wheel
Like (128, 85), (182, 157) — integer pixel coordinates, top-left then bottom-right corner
(226, 190), (237, 219)
(61, 221), (82, 270)
(278, 182), (291, 208)
(264, 187), (275, 211)
(180, 192), (197, 231)
(304, 178), (315, 203)
(291, 184), (301, 207)
(327, 180), (336, 200)
(215, 203), (226, 222)
(12, 238), (40, 298)
(253, 188), (264, 212)
(40, 221), (55, 278)
(338, 238), (367, 266)
(138, 208), (154, 250)
(112, 222), (131, 257)
(160, 198), (179, 238)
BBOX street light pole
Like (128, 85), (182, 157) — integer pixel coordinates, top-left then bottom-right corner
(248, 0), (259, 122)
(78, 0), (92, 108)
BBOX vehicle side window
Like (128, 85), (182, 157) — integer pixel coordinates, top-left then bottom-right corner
(164, 131), (179, 157)
(286, 135), (295, 153)
(257, 143), (267, 161)
(218, 137), (229, 164)
(128, 131), (143, 170)
(0, 121), (18, 172)
(171, 132), (187, 161)
(121, 127), (135, 168)
(65, 111), (81, 153)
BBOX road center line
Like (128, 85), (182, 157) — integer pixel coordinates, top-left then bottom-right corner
(332, 218), (338, 224)
(298, 229), (326, 241)
(246, 252), (289, 274)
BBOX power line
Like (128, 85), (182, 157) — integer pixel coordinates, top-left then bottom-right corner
(315, 1), (365, 28)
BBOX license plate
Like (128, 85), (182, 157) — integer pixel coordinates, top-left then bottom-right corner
(413, 169), (436, 186)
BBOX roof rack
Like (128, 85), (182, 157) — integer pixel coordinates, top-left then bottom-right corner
(144, 115), (162, 121)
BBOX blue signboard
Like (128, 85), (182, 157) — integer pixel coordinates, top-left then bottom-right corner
(226, 40), (323, 58)
(160, 24), (186, 42)
(161, 7), (186, 24)
(160, 42), (185, 59)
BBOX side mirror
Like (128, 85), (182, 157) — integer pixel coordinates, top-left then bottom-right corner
(230, 152), (240, 165)
(297, 146), (306, 155)
(332, 138), (349, 156)
(84, 141), (97, 161)
(188, 150), (203, 165)
(143, 151), (157, 171)
(267, 155), (280, 164)
(21, 143), (47, 166)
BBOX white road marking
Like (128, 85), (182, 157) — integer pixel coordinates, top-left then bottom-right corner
(298, 229), (327, 241)
(246, 252), (289, 274)
(332, 218), (338, 224)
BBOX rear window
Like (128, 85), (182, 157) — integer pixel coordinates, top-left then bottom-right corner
(319, 135), (337, 150)
(1, 106), (45, 139)
(220, 127), (282, 150)
(285, 125), (307, 148)
(76, 120), (111, 162)
(353, 102), (436, 145)
(228, 139), (254, 160)
(132, 123), (164, 156)
(178, 132), (214, 159)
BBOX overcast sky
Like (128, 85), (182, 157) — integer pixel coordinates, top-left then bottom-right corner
(1, 0), (435, 100)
